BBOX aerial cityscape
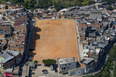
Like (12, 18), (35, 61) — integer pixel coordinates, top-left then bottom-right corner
(0, 0), (116, 77)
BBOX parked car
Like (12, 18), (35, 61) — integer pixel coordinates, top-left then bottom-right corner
(42, 69), (48, 74)
(31, 68), (35, 71)
(28, 57), (33, 61)
(50, 65), (53, 71)
(31, 72), (35, 74)
(29, 49), (35, 51)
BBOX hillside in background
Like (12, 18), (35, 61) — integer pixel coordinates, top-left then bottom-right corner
(84, 45), (116, 77)
(3, 0), (95, 10)
(1, 0), (116, 10)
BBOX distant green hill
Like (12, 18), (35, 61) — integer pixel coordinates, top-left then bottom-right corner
(3, 0), (116, 10)
(4, 0), (95, 10)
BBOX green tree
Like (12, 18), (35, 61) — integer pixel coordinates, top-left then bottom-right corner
(106, 5), (113, 10)
(4, 0), (95, 11)
(93, 5), (96, 9)
(113, 64), (116, 76)
(34, 60), (38, 64)
(81, 0), (95, 6)
(109, 46), (116, 60)
(83, 75), (93, 77)
(5, 5), (8, 9)
(0, 0), (2, 3)
(43, 59), (56, 66)
(95, 46), (116, 77)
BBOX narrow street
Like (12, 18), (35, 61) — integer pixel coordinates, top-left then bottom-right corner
(19, 18), (35, 77)
(25, 18), (35, 60)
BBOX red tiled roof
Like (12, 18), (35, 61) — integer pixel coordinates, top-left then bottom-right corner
(14, 22), (24, 26)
